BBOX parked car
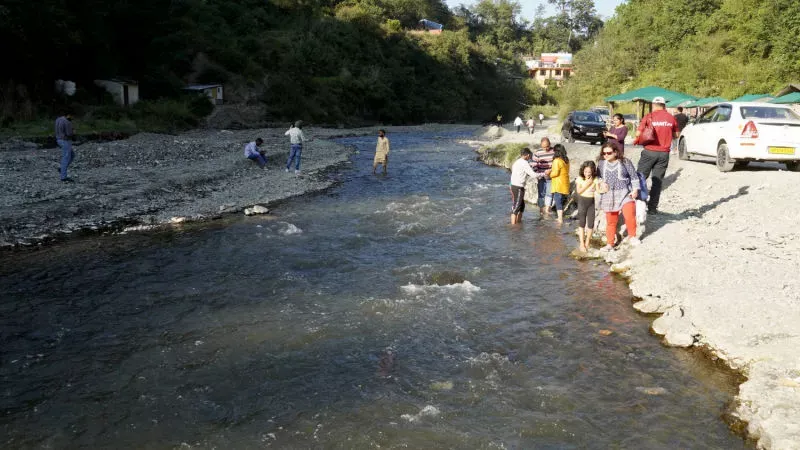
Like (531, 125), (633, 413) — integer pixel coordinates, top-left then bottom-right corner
(678, 102), (800, 172)
(562, 111), (607, 144)
(590, 106), (611, 124)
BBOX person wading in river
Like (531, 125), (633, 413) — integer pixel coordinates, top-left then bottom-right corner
(509, 148), (538, 224)
(373, 129), (390, 175)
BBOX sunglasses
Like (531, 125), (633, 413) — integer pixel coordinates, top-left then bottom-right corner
(602, 151), (615, 155)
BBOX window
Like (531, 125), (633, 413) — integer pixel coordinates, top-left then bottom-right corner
(741, 106), (800, 120)
(555, 70), (561, 76)
(697, 107), (717, 124)
(713, 105), (732, 122)
(540, 70), (546, 76)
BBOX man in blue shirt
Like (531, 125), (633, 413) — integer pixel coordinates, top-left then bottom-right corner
(244, 138), (267, 168)
(54, 111), (75, 182)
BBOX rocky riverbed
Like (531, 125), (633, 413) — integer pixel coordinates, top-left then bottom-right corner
(471, 123), (800, 450)
(0, 124), (472, 248)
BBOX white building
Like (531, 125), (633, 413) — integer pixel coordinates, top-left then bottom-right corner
(183, 84), (224, 105)
(94, 79), (139, 106)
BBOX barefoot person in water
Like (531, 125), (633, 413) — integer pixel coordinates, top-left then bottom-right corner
(545, 144), (570, 223)
(509, 148), (538, 224)
(373, 129), (390, 175)
(575, 160), (598, 252)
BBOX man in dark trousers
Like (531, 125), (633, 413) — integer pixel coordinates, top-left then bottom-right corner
(671, 107), (690, 153)
(635, 97), (678, 214)
(55, 111), (75, 182)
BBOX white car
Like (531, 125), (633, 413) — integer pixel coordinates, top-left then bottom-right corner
(678, 102), (800, 172)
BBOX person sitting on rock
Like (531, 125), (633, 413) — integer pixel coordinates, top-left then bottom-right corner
(244, 138), (267, 169)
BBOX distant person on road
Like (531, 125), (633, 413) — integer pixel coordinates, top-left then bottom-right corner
(244, 138), (267, 168)
(496, 113), (503, 127)
(509, 147), (538, 224)
(574, 160), (599, 252)
(538, 112), (545, 125)
(671, 107), (690, 153)
(526, 117), (535, 134)
(514, 116), (523, 133)
(634, 96), (679, 214)
(285, 120), (307, 175)
(597, 142), (640, 249)
(545, 144), (570, 223)
(531, 137), (555, 219)
(603, 113), (628, 157)
(55, 111), (75, 182)
(373, 129), (390, 175)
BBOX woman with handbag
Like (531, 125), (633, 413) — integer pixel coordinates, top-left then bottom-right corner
(596, 142), (640, 250)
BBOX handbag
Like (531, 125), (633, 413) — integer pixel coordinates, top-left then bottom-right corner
(634, 115), (657, 146)
(620, 159), (649, 201)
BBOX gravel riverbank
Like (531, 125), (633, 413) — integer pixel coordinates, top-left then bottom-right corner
(0, 124), (473, 248)
(470, 123), (800, 450)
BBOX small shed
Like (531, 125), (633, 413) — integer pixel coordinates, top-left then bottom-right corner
(418, 19), (444, 34)
(183, 84), (224, 105)
(769, 92), (800, 104)
(94, 79), (139, 106)
(773, 84), (800, 98)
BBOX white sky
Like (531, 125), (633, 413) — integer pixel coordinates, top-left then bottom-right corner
(443, 0), (626, 21)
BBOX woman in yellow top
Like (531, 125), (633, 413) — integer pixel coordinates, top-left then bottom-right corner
(545, 144), (570, 223)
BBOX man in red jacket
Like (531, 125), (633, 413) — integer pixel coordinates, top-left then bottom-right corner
(635, 96), (679, 214)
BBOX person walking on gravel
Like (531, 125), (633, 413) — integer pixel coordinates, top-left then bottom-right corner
(514, 116), (523, 133)
(526, 117), (535, 135)
(285, 121), (306, 175)
(634, 97), (678, 214)
(373, 129), (390, 175)
(538, 112), (545, 125)
(55, 111), (75, 182)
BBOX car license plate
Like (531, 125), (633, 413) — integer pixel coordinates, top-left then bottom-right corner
(586, 132), (598, 136)
(768, 146), (795, 155)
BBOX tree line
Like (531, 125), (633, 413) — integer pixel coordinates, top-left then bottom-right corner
(0, 0), (603, 128)
(560, 0), (800, 113)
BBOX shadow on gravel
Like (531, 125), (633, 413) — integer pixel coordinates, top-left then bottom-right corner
(661, 168), (683, 191)
(643, 185), (750, 237)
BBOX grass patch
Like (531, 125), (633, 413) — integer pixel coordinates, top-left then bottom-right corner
(482, 142), (530, 167)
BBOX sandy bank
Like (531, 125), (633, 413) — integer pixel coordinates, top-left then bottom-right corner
(471, 124), (800, 449)
(0, 124), (476, 248)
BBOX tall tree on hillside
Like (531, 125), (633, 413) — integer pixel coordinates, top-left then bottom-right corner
(546, 0), (602, 51)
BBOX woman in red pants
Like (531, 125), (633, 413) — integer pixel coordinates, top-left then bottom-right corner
(596, 142), (640, 250)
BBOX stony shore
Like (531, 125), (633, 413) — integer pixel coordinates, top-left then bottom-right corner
(0, 124), (471, 248)
(470, 123), (800, 449)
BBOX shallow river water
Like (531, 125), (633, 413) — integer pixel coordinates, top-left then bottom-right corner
(1, 132), (748, 449)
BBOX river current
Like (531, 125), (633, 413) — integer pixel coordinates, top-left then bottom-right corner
(1, 132), (747, 448)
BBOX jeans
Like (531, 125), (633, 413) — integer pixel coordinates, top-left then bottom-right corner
(248, 153), (267, 168)
(57, 139), (74, 180)
(286, 144), (302, 170)
(553, 192), (566, 211)
(536, 178), (552, 208)
(637, 149), (670, 211)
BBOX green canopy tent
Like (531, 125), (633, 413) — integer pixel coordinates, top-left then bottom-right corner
(769, 92), (800, 104)
(730, 94), (772, 102)
(604, 86), (697, 119)
(683, 97), (728, 108)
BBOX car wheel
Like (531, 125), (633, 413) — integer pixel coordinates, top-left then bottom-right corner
(786, 161), (800, 172)
(678, 137), (690, 161)
(716, 142), (735, 172)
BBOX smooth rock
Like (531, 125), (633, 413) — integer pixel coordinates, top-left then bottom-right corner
(632, 296), (672, 314)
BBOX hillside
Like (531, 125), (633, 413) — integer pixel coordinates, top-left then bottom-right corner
(560, 0), (800, 111)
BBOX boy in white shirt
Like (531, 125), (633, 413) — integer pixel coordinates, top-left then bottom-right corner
(509, 148), (538, 224)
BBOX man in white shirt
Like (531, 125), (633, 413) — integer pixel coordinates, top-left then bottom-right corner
(514, 116), (523, 133)
(538, 112), (545, 125)
(284, 120), (307, 174)
(509, 148), (538, 224)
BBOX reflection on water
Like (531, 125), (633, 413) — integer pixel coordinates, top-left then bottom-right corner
(0, 132), (747, 448)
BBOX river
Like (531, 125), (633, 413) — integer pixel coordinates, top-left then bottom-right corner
(0, 131), (747, 448)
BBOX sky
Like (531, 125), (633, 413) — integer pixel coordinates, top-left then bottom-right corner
(443, 0), (627, 21)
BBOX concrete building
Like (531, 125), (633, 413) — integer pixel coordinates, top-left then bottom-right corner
(523, 53), (573, 88)
(183, 84), (224, 105)
(94, 79), (139, 106)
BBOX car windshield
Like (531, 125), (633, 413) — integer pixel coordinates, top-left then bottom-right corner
(740, 106), (800, 120)
(574, 112), (601, 122)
